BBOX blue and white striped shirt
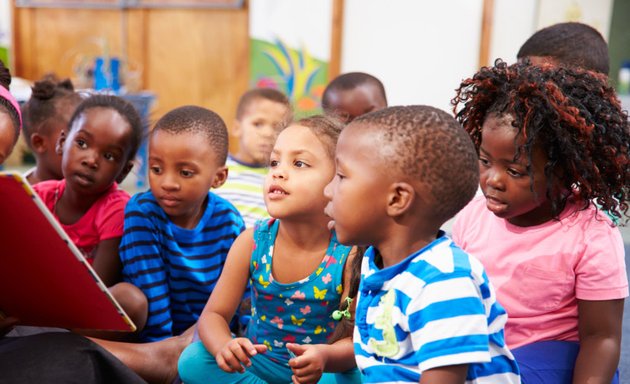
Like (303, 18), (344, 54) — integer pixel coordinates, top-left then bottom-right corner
(354, 233), (520, 383)
(120, 191), (245, 341)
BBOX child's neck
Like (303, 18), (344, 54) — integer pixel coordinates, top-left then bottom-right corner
(375, 225), (441, 269)
(55, 184), (106, 225)
(277, 216), (331, 251)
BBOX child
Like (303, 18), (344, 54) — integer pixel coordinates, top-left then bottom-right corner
(215, 88), (292, 227)
(119, 105), (245, 342)
(0, 60), (21, 165)
(22, 76), (83, 184)
(178, 116), (360, 384)
(517, 22), (609, 74)
(452, 60), (629, 383)
(32, 94), (148, 331)
(324, 105), (521, 383)
(321, 72), (387, 124)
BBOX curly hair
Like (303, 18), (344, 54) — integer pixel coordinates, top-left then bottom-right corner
(452, 59), (629, 221)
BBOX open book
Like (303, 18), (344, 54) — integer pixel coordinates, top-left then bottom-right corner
(0, 172), (135, 331)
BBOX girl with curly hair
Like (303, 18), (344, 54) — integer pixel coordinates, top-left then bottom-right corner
(452, 60), (629, 384)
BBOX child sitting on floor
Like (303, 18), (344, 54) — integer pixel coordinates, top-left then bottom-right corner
(21, 76), (83, 184)
(120, 105), (245, 342)
(215, 88), (292, 227)
(178, 116), (360, 384)
(324, 105), (521, 383)
(452, 60), (628, 384)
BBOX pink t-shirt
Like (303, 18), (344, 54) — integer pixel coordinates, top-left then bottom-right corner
(33, 179), (130, 262)
(452, 196), (628, 349)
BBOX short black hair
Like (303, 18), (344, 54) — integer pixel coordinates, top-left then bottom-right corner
(453, 60), (629, 221)
(352, 106), (479, 222)
(69, 94), (143, 162)
(22, 76), (83, 147)
(322, 72), (387, 111)
(153, 105), (229, 165)
(235, 88), (292, 122)
(517, 22), (609, 74)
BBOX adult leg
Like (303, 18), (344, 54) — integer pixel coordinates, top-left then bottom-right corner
(0, 332), (146, 384)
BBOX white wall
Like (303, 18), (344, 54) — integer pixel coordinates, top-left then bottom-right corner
(341, 0), (484, 113)
(489, 0), (538, 64)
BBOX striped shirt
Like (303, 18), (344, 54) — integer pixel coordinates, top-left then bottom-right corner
(120, 191), (245, 341)
(214, 156), (268, 228)
(354, 233), (520, 383)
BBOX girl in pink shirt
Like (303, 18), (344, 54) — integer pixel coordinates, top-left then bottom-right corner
(452, 60), (629, 384)
(33, 94), (148, 335)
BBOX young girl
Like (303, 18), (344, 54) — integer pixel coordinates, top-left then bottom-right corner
(22, 76), (83, 184)
(452, 60), (629, 383)
(178, 116), (360, 384)
(32, 94), (148, 331)
(0, 60), (21, 165)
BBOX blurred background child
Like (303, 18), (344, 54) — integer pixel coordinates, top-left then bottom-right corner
(120, 105), (245, 342)
(178, 116), (360, 384)
(21, 75), (83, 185)
(453, 60), (629, 383)
(321, 72), (387, 124)
(214, 88), (292, 227)
(324, 106), (520, 383)
(0, 60), (22, 165)
(516, 22), (609, 75)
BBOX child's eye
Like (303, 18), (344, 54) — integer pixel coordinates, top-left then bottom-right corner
(150, 166), (162, 175)
(104, 152), (116, 162)
(180, 169), (194, 178)
(336, 172), (345, 180)
(269, 160), (279, 167)
(76, 139), (87, 149)
(294, 160), (308, 168)
(507, 168), (524, 177)
(479, 157), (490, 167)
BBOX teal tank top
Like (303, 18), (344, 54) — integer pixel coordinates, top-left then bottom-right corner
(246, 219), (352, 364)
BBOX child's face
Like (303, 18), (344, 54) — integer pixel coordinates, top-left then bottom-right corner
(233, 98), (290, 166)
(0, 111), (16, 165)
(324, 123), (390, 246)
(478, 114), (552, 226)
(39, 99), (79, 179)
(264, 124), (335, 220)
(325, 84), (386, 124)
(148, 130), (227, 229)
(59, 108), (133, 197)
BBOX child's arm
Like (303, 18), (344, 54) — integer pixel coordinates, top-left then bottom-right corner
(92, 237), (123, 286)
(573, 299), (624, 383)
(419, 365), (468, 383)
(197, 228), (266, 373)
(287, 248), (360, 383)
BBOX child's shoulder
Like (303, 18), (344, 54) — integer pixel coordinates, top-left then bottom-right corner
(409, 235), (483, 283)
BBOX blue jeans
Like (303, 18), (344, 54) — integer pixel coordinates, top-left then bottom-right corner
(512, 341), (619, 384)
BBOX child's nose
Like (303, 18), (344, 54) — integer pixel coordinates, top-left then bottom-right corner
(485, 168), (505, 191)
(81, 151), (99, 169)
(160, 173), (180, 191)
(271, 165), (287, 179)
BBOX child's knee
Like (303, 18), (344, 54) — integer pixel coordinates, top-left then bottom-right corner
(178, 341), (216, 383)
(110, 282), (148, 330)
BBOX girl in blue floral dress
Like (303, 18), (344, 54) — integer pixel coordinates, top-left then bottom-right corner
(178, 116), (360, 384)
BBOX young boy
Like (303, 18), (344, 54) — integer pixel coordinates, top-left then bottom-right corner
(120, 105), (245, 342)
(324, 106), (521, 383)
(321, 72), (387, 124)
(517, 22), (609, 75)
(214, 88), (291, 227)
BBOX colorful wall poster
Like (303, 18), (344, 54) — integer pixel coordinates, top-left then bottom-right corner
(249, 0), (332, 117)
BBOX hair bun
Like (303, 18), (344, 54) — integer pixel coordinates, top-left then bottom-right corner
(31, 79), (57, 100)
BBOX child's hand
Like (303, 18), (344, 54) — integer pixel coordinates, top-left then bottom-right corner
(216, 337), (267, 373)
(287, 343), (326, 384)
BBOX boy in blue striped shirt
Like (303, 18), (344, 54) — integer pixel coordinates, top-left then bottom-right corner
(120, 106), (245, 342)
(323, 106), (521, 383)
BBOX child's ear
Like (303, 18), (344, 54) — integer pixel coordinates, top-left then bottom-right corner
(55, 131), (67, 155)
(30, 133), (47, 154)
(386, 182), (415, 217)
(116, 161), (134, 184)
(211, 166), (229, 189)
